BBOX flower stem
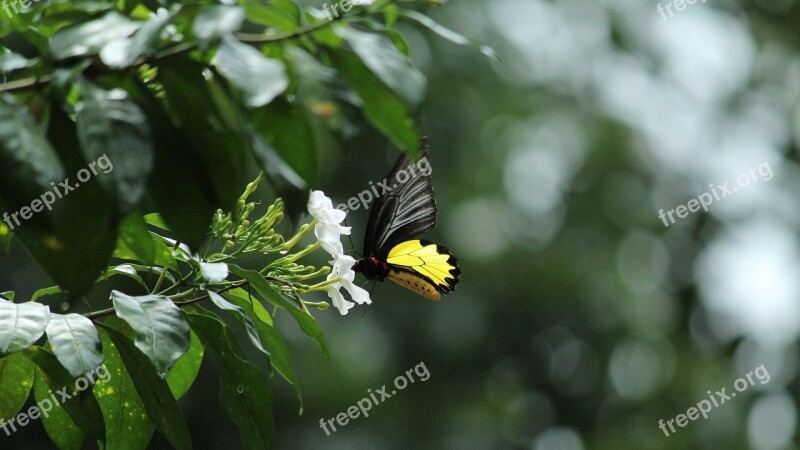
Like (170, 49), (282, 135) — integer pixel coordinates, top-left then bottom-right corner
(299, 277), (341, 293)
(280, 219), (317, 253)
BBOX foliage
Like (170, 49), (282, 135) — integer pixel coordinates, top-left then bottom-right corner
(0, 0), (490, 448)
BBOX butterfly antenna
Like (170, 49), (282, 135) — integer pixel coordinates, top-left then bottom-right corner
(362, 282), (378, 321)
(343, 217), (360, 257)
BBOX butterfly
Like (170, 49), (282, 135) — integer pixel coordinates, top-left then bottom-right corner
(353, 139), (461, 300)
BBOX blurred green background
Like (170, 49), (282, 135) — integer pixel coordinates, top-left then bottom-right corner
(5, 0), (800, 448)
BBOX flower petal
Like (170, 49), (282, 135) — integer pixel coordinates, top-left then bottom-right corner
(325, 285), (354, 315)
(200, 261), (229, 283)
(342, 279), (372, 305)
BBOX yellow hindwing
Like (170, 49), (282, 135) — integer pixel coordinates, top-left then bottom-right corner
(385, 240), (460, 300)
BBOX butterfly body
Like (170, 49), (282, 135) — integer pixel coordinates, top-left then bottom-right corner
(353, 256), (390, 281)
(353, 139), (461, 300)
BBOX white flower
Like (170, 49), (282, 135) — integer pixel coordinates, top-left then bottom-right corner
(323, 254), (372, 315)
(352, 0), (374, 5)
(200, 261), (229, 283)
(307, 190), (350, 258)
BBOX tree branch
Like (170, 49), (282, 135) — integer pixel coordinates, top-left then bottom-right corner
(0, 14), (348, 94)
(84, 280), (248, 321)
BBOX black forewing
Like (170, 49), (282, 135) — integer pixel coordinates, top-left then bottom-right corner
(363, 139), (437, 258)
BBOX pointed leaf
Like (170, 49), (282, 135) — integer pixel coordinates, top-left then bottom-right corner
(101, 11), (174, 68)
(208, 291), (267, 355)
(328, 48), (419, 155)
(51, 12), (140, 60)
(193, 6), (245, 42)
(0, 94), (64, 224)
(76, 79), (154, 213)
(100, 326), (191, 450)
(212, 35), (288, 108)
(335, 26), (427, 106)
(156, 58), (249, 218)
(229, 265), (327, 357)
(96, 265), (148, 291)
(166, 331), (204, 400)
(33, 367), (86, 450)
(185, 310), (274, 450)
(399, 10), (499, 60)
(111, 291), (191, 378)
(38, 104), (120, 296)
(250, 98), (316, 185)
(0, 299), (50, 354)
(45, 313), (104, 379)
(224, 289), (302, 409)
(24, 346), (105, 439)
(31, 286), (63, 302)
(115, 213), (157, 266)
(0, 352), (35, 421)
(95, 328), (155, 450)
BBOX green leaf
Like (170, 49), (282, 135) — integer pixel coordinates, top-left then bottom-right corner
(212, 35), (288, 108)
(24, 346), (105, 439)
(329, 48), (419, 155)
(142, 213), (169, 230)
(250, 99), (316, 186)
(0, 352), (35, 421)
(119, 71), (222, 253)
(95, 328), (155, 450)
(76, 79), (154, 213)
(33, 367), (85, 450)
(96, 265), (148, 291)
(111, 291), (191, 378)
(166, 330), (203, 400)
(249, 132), (308, 224)
(0, 222), (11, 253)
(34, 104), (120, 296)
(31, 286), (63, 302)
(0, 299), (50, 354)
(399, 9), (500, 60)
(224, 288), (273, 325)
(0, 49), (32, 71)
(193, 6), (245, 42)
(127, 265), (177, 285)
(185, 310), (274, 450)
(101, 10), (173, 68)
(156, 58), (249, 223)
(224, 289), (302, 410)
(45, 313), (104, 379)
(138, 96), (218, 251)
(380, 29), (410, 56)
(335, 26), (427, 106)
(115, 213), (157, 266)
(100, 326), (192, 450)
(229, 265), (328, 357)
(243, 0), (300, 28)
(0, 94), (64, 225)
(285, 46), (356, 135)
(50, 12), (140, 60)
(208, 291), (268, 356)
